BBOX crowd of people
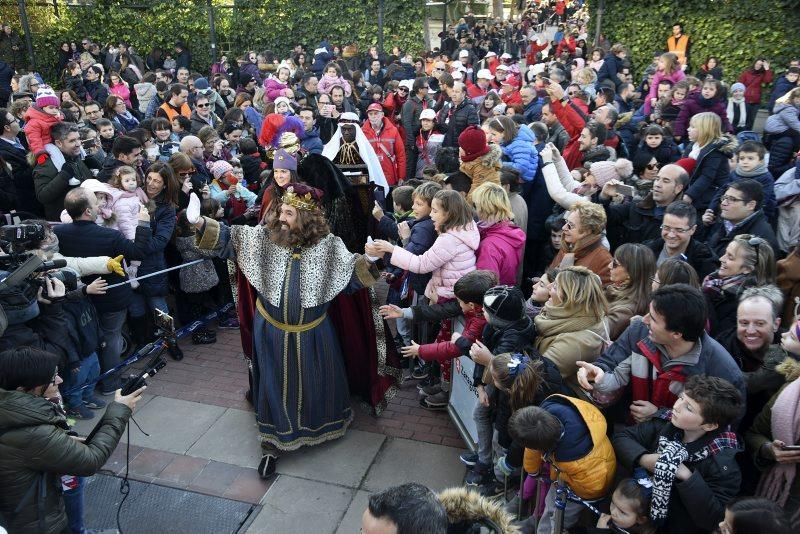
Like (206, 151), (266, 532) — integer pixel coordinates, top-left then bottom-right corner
(1, 0), (800, 532)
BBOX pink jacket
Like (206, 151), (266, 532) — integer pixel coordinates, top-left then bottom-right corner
(475, 221), (526, 285)
(644, 69), (686, 115)
(263, 77), (290, 102)
(109, 186), (148, 240)
(23, 106), (62, 154)
(110, 82), (132, 108)
(317, 74), (352, 97)
(390, 222), (480, 301)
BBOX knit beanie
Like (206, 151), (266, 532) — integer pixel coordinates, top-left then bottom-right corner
(730, 82), (746, 94)
(273, 149), (297, 171)
(209, 160), (234, 180)
(590, 158), (634, 187)
(35, 85), (60, 108)
(458, 125), (490, 162)
(483, 285), (525, 322)
(194, 77), (210, 91)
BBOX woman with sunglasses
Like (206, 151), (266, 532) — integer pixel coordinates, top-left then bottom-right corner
(628, 151), (660, 198)
(606, 243), (656, 340)
(0, 347), (146, 534)
(702, 234), (776, 336)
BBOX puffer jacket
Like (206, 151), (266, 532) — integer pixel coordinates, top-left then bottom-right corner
(672, 92), (733, 138)
(522, 395), (616, 500)
(390, 222), (480, 301)
(534, 302), (608, 381)
(134, 82), (157, 115)
(475, 221), (525, 285)
(685, 135), (737, 212)
(263, 76), (290, 102)
(500, 124), (539, 181)
(137, 200), (176, 297)
(0, 390), (131, 534)
(462, 144), (502, 202)
(474, 316), (535, 387)
(23, 106), (61, 154)
(108, 186), (148, 240)
(765, 102), (800, 135)
(438, 487), (519, 534)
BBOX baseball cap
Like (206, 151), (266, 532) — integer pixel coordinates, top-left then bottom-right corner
(485, 51), (497, 58)
(501, 53), (512, 59)
(477, 69), (492, 80)
(501, 75), (520, 86)
(459, 50), (469, 57)
(496, 64), (510, 71)
(420, 109), (436, 120)
(367, 103), (383, 113)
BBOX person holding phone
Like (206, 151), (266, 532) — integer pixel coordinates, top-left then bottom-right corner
(745, 318), (800, 527)
(0, 346), (146, 533)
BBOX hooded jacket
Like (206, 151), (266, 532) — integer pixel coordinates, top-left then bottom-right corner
(362, 117), (407, 186)
(0, 391), (131, 533)
(473, 316), (536, 386)
(461, 143), (502, 202)
(534, 302), (608, 381)
(685, 135), (737, 211)
(475, 221), (525, 285)
(438, 487), (520, 534)
(522, 394), (616, 500)
(672, 92), (734, 138)
(765, 102), (800, 135)
(134, 81), (157, 115)
(500, 124), (539, 181)
(390, 222), (480, 301)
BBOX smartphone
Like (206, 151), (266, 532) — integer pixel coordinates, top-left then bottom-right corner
(540, 76), (551, 86)
(615, 184), (636, 197)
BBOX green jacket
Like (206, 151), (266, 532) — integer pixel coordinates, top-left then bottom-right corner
(32, 156), (93, 221)
(0, 389), (131, 533)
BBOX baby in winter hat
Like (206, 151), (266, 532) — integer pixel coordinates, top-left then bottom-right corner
(24, 84), (67, 168)
(589, 159), (634, 188)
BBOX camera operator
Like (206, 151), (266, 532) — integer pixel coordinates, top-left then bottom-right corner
(54, 187), (152, 395)
(0, 347), (145, 534)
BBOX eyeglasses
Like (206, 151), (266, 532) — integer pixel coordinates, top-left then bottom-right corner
(434, 67), (445, 71)
(646, 163), (659, 170)
(563, 221), (576, 230)
(86, 109), (101, 115)
(660, 224), (692, 235)
(196, 103), (210, 108)
(178, 169), (196, 176)
(720, 195), (745, 204)
(397, 87), (409, 92)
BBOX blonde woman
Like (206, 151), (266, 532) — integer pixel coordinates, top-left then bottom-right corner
(684, 111), (737, 212)
(534, 266), (609, 383)
(644, 52), (686, 115)
(472, 182), (526, 285)
(549, 200), (613, 284)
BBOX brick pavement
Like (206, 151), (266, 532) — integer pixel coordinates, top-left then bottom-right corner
(144, 328), (465, 448)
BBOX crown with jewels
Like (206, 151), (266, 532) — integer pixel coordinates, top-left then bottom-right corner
(283, 186), (319, 212)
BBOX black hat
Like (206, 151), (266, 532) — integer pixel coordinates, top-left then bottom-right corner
(483, 285), (525, 322)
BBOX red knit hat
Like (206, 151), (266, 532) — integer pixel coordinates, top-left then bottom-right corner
(458, 126), (490, 162)
(675, 157), (697, 176)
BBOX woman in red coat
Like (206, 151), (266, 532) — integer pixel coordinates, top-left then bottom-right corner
(738, 58), (774, 130)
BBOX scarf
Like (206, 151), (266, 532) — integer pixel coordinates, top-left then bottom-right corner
(735, 162), (768, 178)
(632, 339), (687, 409)
(756, 377), (800, 523)
(701, 271), (749, 298)
(651, 429), (739, 524)
(727, 97), (747, 129)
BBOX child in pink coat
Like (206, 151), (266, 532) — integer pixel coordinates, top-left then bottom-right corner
(107, 165), (149, 287)
(23, 85), (69, 170)
(316, 63), (352, 97)
(367, 189), (479, 303)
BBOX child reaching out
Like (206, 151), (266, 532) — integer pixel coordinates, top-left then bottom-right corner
(595, 471), (656, 534)
(107, 165), (149, 287)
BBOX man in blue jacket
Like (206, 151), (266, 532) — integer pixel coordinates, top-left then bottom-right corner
(55, 187), (153, 394)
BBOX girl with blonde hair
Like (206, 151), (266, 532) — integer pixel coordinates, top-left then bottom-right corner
(472, 182), (526, 285)
(684, 111), (737, 212)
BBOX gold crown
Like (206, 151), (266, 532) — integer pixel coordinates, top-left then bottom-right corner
(283, 187), (318, 212)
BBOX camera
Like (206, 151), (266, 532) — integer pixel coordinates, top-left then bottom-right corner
(0, 223), (46, 246)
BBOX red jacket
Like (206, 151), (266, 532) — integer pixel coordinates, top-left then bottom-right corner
(362, 117), (407, 185)
(23, 106), (62, 154)
(551, 98), (586, 170)
(556, 37), (576, 58)
(501, 90), (522, 107)
(526, 40), (549, 66)
(738, 68), (774, 105)
(418, 307), (487, 362)
(467, 82), (489, 100)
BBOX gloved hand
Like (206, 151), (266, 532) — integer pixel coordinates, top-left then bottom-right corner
(186, 193), (202, 225)
(106, 255), (125, 276)
(495, 455), (514, 478)
(522, 473), (537, 500)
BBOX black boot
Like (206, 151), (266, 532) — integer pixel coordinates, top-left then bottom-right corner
(128, 315), (152, 354)
(166, 339), (184, 361)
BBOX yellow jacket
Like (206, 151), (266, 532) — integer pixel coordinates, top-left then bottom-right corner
(522, 395), (616, 500)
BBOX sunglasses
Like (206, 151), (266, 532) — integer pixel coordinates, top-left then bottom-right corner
(646, 163), (659, 170)
(196, 103), (211, 108)
(178, 169), (196, 176)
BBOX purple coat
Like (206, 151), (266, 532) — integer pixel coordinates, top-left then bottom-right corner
(673, 92), (733, 138)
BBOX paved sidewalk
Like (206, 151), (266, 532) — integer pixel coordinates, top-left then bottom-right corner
(75, 328), (468, 533)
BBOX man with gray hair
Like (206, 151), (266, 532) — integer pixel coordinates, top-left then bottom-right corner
(592, 103), (628, 158)
(32, 122), (93, 220)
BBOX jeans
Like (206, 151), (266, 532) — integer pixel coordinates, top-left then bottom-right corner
(473, 384), (497, 465)
(98, 309), (127, 392)
(62, 353), (101, 408)
(128, 292), (169, 318)
(62, 475), (86, 534)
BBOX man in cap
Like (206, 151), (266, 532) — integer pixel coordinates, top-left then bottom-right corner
(468, 69), (494, 100)
(362, 103), (406, 186)
(500, 76), (522, 106)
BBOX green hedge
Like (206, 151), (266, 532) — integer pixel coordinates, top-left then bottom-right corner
(590, 0), (800, 83)
(1, 0), (425, 82)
